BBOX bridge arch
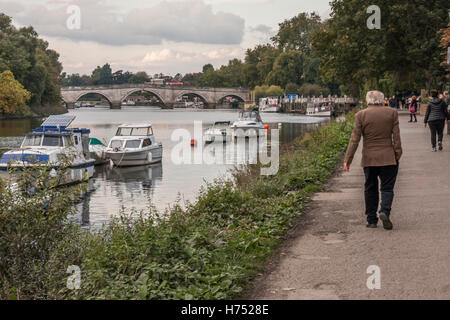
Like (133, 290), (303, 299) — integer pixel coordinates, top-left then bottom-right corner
(121, 89), (166, 106)
(175, 91), (209, 108)
(217, 94), (246, 108)
(75, 92), (114, 107)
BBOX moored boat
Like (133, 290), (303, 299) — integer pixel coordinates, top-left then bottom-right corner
(0, 115), (95, 185)
(306, 101), (335, 117)
(105, 123), (163, 167)
(259, 97), (282, 113)
(203, 121), (232, 144)
(230, 110), (265, 138)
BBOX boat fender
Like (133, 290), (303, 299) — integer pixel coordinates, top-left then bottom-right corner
(147, 152), (153, 162)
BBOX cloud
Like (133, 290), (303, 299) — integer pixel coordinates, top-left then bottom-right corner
(0, 0), (245, 46)
(249, 24), (273, 34)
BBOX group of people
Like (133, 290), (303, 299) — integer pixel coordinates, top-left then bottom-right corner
(344, 89), (449, 231)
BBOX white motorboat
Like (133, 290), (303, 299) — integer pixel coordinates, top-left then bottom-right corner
(105, 123), (163, 167)
(0, 115), (95, 185)
(203, 121), (232, 144)
(230, 110), (265, 138)
(89, 137), (108, 165)
(306, 101), (335, 117)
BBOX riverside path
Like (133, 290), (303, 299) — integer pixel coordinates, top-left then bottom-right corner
(246, 112), (450, 300)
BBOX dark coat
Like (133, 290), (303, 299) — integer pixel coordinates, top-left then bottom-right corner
(424, 98), (449, 123)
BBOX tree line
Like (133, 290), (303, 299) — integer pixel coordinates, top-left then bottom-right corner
(0, 13), (63, 116)
(62, 65), (184, 87)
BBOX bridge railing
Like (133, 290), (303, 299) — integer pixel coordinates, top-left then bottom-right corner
(61, 83), (251, 92)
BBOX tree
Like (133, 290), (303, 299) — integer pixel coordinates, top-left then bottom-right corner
(128, 71), (150, 84)
(285, 82), (299, 94)
(272, 12), (323, 55)
(202, 64), (214, 73)
(0, 14), (62, 108)
(91, 64), (113, 85)
(0, 70), (31, 116)
(253, 85), (283, 102)
(266, 50), (303, 88)
(439, 22), (450, 82)
(314, 0), (449, 96)
(299, 83), (329, 97)
(242, 44), (280, 88)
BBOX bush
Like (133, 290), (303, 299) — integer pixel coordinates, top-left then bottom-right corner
(0, 165), (85, 299)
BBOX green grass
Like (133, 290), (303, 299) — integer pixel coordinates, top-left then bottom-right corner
(0, 116), (354, 300)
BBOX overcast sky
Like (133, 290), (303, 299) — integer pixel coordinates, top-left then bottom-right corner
(0, 0), (331, 76)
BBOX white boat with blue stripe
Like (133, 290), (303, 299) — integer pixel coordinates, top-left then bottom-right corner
(0, 115), (95, 184)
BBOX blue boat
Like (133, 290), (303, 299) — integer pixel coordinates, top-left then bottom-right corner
(0, 115), (96, 185)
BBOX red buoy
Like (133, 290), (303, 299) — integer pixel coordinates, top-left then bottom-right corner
(190, 139), (197, 146)
(264, 124), (269, 131)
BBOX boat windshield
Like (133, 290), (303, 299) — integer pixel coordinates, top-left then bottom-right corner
(116, 127), (152, 136)
(110, 140), (124, 148)
(124, 140), (142, 148)
(42, 135), (63, 147)
(22, 135), (42, 147)
(239, 111), (261, 122)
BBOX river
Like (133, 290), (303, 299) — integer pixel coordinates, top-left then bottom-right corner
(0, 106), (327, 228)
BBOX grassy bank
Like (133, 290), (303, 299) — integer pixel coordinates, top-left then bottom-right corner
(0, 116), (354, 300)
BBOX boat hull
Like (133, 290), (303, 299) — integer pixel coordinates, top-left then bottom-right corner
(0, 161), (95, 185)
(106, 145), (163, 167)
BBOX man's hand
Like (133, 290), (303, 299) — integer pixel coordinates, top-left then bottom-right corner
(344, 162), (350, 171)
(424, 123), (427, 128)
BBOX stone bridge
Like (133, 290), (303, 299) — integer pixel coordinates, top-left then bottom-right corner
(61, 84), (252, 109)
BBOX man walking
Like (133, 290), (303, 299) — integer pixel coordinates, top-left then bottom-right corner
(344, 91), (402, 230)
(424, 90), (449, 152)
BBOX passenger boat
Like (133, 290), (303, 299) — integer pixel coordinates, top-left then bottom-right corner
(105, 123), (163, 167)
(203, 121), (232, 144)
(306, 101), (335, 117)
(230, 110), (265, 138)
(259, 97), (282, 113)
(89, 137), (108, 165)
(0, 115), (95, 184)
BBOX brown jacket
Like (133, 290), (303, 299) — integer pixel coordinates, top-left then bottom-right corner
(344, 106), (402, 167)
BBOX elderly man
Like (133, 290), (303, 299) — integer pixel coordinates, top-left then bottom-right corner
(344, 91), (403, 230)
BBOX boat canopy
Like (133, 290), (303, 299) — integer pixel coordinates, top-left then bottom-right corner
(89, 138), (105, 146)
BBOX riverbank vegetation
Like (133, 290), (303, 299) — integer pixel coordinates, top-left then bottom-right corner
(0, 14), (63, 117)
(0, 117), (354, 300)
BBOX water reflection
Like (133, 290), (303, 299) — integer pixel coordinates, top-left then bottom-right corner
(74, 163), (163, 229)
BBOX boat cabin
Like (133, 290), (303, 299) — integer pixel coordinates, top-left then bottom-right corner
(108, 124), (157, 150)
(238, 110), (262, 123)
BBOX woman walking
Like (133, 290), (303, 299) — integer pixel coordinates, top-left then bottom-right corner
(408, 96), (418, 122)
(424, 90), (450, 152)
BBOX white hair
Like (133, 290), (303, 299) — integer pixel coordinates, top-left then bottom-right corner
(366, 90), (385, 105)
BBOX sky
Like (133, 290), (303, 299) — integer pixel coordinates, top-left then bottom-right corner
(0, 0), (331, 76)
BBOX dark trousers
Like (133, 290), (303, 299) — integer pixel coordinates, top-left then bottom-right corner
(363, 164), (399, 224)
(428, 120), (445, 148)
(409, 113), (417, 122)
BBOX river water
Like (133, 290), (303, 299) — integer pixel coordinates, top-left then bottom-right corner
(0, 106), (327, 228)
